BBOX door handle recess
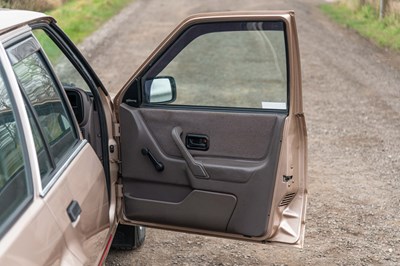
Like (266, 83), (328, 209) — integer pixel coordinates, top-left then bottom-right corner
(171, 127), (209, 179)
(186, 134), (209, 151)
(67, 200), (81, 223)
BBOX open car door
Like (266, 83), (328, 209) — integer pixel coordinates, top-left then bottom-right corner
(114, 11), (307, 247)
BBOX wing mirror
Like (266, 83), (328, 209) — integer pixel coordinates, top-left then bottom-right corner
(144, 76), (176, 103)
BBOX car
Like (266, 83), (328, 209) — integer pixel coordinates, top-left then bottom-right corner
(0, 9), (308, 265)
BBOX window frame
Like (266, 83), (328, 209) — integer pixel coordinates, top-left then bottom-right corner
(5, 34), (83, 196)
(0, 46), (33, 239)
(30, 23), (112, 199)
(138, 20), (290, 114)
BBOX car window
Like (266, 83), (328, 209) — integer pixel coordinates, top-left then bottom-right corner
(0, 67), (33, 238)
(24, 103), (54, 184)
(33, 29), (91, 92)
(11, 43), (78, 188)
(144, 22), (287, 110)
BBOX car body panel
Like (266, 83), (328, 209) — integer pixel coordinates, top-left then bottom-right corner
(0, 19), (112, 265)
(0, 9), (53, 35)
(0, 40), (77, 265)
(43, 142), (110, 264)
(115, 11), (307, 247)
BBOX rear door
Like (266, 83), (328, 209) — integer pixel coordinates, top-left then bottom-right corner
(0, 25), (110, 265)
(115, 11), (307, 246)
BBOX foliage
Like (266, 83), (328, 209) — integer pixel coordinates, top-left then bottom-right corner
(1, 0), (134, 44)
(47, 0), (134, 44)
(321, 3), (400, 51)
(0, 0), (62, 12)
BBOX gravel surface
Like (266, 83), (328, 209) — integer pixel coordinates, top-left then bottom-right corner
(79, 0), (400, 265)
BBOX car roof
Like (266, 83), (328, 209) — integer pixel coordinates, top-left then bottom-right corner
(0, 9), (53, 35)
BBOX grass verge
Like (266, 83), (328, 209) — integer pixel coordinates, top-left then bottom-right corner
(320, 3), (400, 51)
(47, 0), (134, 44)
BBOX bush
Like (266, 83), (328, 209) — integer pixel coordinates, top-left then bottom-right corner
(0, 0), (68, 12)
(321, 2), (400, 51)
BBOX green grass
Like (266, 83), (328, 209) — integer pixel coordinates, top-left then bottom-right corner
(321, 3), (400, 51)
(33, 0), (133, 64)
(47, 0), (134, 44)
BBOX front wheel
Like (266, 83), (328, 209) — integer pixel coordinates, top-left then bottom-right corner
(111, 224), (146, 250)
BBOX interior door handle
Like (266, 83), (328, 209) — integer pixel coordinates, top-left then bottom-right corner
(171, 127), (209, 179)
(186, 134), (209, 151)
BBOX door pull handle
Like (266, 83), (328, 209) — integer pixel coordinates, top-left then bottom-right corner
(171, 127), (209, 178)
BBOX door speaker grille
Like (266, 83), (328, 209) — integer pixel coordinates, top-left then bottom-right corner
(279, 193), (296, 207)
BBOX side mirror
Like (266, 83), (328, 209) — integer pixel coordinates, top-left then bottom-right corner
(144, 76), (176, 103)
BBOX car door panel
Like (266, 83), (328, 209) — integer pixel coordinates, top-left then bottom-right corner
(120, 105), (285, 237)
(137, 108), (284, 160)
(0, 41), (82, 265)
(0, 201), (79, 265)
(117, 11), (307, 246)
(2, 134), (109, 264)
(125, 190), (237, 232)
(44, 142), (110, 263)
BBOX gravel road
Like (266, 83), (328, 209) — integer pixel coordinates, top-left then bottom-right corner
(79, 0), (400, 265)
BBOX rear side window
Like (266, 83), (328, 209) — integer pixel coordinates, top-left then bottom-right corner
(0, 67), (32, 238)
(8, 37), (78, 189)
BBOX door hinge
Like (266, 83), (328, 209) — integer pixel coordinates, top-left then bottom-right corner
(116, 183), (123, 198)
(114, 123), (120, 137)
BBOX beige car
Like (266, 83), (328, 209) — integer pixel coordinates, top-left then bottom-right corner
(0, 9), (307, 265)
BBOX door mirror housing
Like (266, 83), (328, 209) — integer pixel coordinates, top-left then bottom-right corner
(144, 76), (176, 103)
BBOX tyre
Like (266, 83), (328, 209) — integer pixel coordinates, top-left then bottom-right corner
(111, 224), (146, 250)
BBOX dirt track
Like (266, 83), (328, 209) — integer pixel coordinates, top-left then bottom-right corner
(78, 0), (400, 265)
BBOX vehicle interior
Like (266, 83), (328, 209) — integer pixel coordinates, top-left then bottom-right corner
(119, 106), (286, 237)
(64, 85), (103, 159)
(115, 19), (293, 240)
(31, 28), (106, 163)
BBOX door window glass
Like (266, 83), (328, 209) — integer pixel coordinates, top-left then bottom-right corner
(0, 68), (32, 238)
(12, 51), (78, 187)
(25, 103), (54, 184)
(143, 22), (287, 110)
